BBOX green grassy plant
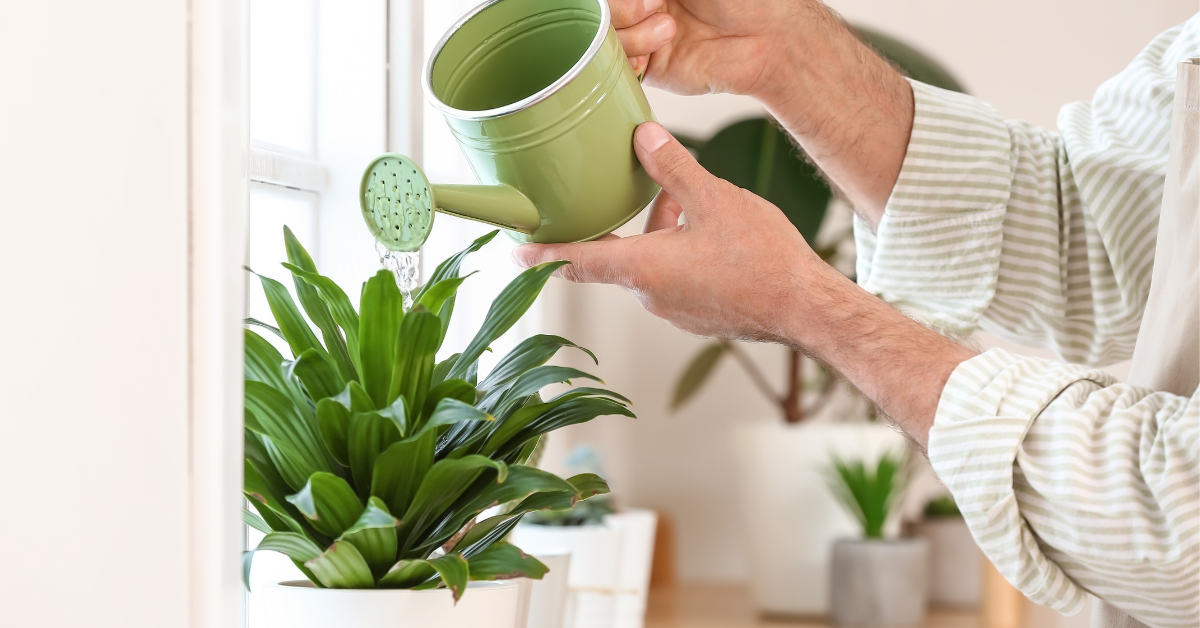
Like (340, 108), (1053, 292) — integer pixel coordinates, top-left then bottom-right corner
(242, 228), (633, 597)
(827, 451), (909, 540)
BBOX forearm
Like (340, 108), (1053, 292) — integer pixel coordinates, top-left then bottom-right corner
(753, 5), (913, 228)
(784, 261), (976, 448)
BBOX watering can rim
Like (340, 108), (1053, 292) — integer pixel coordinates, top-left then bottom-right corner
(423, 0), (611, 122)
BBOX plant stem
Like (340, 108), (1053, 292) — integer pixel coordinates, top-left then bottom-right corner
(783, 348), (805, 423)
(722, 340), (782, 408)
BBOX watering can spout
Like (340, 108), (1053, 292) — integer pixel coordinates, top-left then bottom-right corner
(431, 183), (541, 234)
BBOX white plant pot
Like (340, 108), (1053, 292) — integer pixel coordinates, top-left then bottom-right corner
(830, 538), (929, 627)
(510, 509), (658, 628)
(915, 517), (983, 608)
(516, 551), (572, 628)
(731, 422), (906, 616)
(259, 580), (521, 628)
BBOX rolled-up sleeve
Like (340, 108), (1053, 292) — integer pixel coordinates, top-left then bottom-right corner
(856, 27), (1183, 367)
(929, 349), (1199, 625)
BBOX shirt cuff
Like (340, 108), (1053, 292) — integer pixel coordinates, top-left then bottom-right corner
(928, 348), (1106, 616)
(854, 79), (1012, 337)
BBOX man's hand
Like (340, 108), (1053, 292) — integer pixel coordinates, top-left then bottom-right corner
(516, 122), (819, 343)
(613, 0), (807, 100)
(513, 123), (976, 448)
(612, 0), (913, 226)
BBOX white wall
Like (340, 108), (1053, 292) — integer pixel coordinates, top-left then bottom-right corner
(542, 0), (1196, 584)
(1, 1), (195, 626)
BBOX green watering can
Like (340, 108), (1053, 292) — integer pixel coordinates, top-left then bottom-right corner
(362, 0), (659, 252)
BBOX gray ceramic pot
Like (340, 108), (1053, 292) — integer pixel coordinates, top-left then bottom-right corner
(830, 538), (929, 627)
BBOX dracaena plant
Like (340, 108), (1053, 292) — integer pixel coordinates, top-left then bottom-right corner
(242, 227), (634, 598)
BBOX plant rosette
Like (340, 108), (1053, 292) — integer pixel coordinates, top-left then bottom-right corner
(242, 227), (635, 618)
(511, 510), (658, 628)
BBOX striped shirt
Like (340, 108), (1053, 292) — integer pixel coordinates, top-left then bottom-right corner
(854, 15), (1200, 628)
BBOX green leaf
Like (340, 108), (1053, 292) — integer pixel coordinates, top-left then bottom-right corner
(288, 348), (345, 402)
(359, 270), (405, 408)
(481, 365), (601, 416)
(250, 269), (327, 360)
(467, 542), (548, 581)
(547, 387), (632, 406)
(284, 227), (357, 382)
(423, 554), (471, 600)
(478, 335), (596, 393)
(417, 274), (474, 317)
(387, 310), (440, 416)
(371, 429), (435, 517)
(286, 472), (365, 539)
(306, 541), (376, 589)
(282, 262), (362, 374)
(339, 497), (400, 580)
(481, 397), (634, 459)
(422, 379), (478, 420)
(245, 430), (327, 542)
(245, 317), (284, 340)
(348, 410), (403, 499)
(316, 398), (351, 466)
(452, 512), (526, 558)
(413, 230), (498, 302)
(397, 456), (507, 553)
(244, 329), (306, 408)
(671, 342), (726, 410)
(448, 261), (569, 381)
(244, 380), (329, 482)
(378, 559), (435, 589)
(420, 398), (492, 435)
(244, 509), (272, 534)
(245, 532), (324, 590)
(378, 554), (469, 599)
(565, 473), (610, 501)
(431, 354), (461, 388)
(415, 230), (498, 353)
(420, 465), (575, 554)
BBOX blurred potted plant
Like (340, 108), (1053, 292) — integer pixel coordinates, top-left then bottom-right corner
(828, 451), (929, 627)
(511, 446), (658, 628)
(668, 27), (964, 617)
(915, 496), (983, 608)
(243, 228), (634, 628)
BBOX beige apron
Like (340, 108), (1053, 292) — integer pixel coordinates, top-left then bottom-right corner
(1091, 58), (1200, 628)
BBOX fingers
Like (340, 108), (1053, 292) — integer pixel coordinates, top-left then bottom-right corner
(610, 0), (663, 29)
(643, 191), (684, 233)
(616, 11), (675, 57)
(634, 122), (721, 214)
(511, 236), (634, 286)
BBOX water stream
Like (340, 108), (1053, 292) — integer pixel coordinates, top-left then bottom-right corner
(376, 241), (419, 309)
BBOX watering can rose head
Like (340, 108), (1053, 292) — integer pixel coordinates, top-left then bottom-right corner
(243, 226), (634, 595)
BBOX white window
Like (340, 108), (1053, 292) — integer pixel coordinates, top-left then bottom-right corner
(244, 0), (411, 622)
(243, 1), (547, 620)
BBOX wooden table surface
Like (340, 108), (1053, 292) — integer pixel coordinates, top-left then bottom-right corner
(644, 583), (984, 628)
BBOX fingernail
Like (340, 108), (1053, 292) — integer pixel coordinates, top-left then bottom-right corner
(636, 123), (669, 153)
(644, 0), (662, 12)
(653, 17), (674, 42)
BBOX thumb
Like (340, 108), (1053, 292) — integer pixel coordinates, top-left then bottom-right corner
(634, 122), (720, 213)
